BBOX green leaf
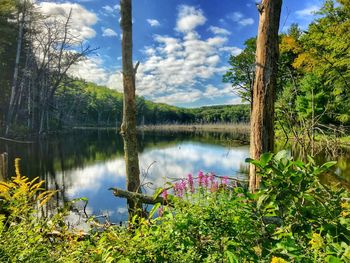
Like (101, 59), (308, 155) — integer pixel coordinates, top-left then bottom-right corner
(148, 203), (161, 219)
(225, 250), (239, 263)
(257, 194), (269, 209)
(260, 153), (273, 166)
(275, 150), (288, 161)
(153, 187), (163, 199)
(320, 161), (337, 170)
(326, 256), (343, 263)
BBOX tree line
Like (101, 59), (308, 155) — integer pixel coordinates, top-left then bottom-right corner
(54, 80), (250, 128)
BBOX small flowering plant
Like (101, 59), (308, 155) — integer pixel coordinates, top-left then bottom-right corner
(160, 171), (238, 199)
(154, 171), (242, 217)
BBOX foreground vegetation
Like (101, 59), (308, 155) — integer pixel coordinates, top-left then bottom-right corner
(1, 152), (349, 262)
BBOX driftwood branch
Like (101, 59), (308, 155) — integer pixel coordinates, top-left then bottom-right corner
(109, 187), (170, 205)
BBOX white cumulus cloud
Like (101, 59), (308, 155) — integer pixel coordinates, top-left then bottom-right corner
(69, 57), (109, 85)
(208, 26), (231, 35)
(101, 4), (120, 17)
(176, 5), (206, 33)
(38, 2), (97, 40)
(102, 28), (118, 37)
(227, 11), (254, 26)
(107, 6), (241, 105)
(147, 19), (160, 27)
(296, 5), (320, 17)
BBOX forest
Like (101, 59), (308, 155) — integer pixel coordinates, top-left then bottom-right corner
(1, 0), (350, 262)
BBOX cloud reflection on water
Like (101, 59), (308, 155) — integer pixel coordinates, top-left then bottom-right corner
(57, 141), (249, 222)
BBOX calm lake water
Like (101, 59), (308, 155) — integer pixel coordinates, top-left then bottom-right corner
(1, 129), (350, 222)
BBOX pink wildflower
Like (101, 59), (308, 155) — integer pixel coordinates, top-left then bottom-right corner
(188, 173), (195, 193)
(198, 171), (204, 186)
(180, 179), (187, 193)
(203, 175), (209, 188)
(174, 181), (185, 197)
(222, 176), (229, 186)
(161, 189), (168, 200)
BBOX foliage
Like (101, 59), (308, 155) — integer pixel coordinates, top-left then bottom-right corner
(223, 38), (256, 103)
(1, 153), (350, 262)
(248, 151), (349, 261)
(53, 80), (250, 129)
(224, 0), (350, 141)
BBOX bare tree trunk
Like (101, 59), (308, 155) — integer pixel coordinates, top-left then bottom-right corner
(6, 10), (25, 135)
(120, 0), (142, 220)
(249, 0), (282, 192)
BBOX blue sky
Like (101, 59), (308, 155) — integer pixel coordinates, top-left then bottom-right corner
(39, 0), (323, 108)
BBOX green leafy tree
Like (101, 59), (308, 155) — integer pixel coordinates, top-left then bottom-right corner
(223, 38), (256, 104)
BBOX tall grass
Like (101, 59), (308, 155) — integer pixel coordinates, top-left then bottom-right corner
(138, 123), (250, 134)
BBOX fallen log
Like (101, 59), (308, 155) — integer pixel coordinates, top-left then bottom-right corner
(109, 187), (170, 205)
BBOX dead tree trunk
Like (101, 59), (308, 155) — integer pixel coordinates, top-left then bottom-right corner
(6, 10), (25, 135)
(120, 0), (142, 219)
(249, 0), (282, 192)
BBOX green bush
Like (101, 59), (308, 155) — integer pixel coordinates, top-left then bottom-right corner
(0, 153), (349, 262)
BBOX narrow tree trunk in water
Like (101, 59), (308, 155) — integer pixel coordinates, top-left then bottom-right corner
(120, 0), (142, 220)
(249, 0), (282, 192)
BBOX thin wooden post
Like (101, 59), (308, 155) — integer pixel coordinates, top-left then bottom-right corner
(0, 152), (8, 181)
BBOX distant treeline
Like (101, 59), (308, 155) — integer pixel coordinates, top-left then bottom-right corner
(55, 80), (249, 128)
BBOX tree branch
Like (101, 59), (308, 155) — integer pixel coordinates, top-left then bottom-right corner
(109, 187), (171, 206)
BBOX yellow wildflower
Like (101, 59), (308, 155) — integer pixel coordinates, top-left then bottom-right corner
(341, 202), (349, 209)
(15, 158), (21, 177)
(271, 256), (288, 263)
(309, 233), (324, 250)
(341, 211), (349, 217)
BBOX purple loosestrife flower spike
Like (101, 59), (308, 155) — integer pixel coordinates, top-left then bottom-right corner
(204, 175), (209, 188)
(222, 176), (229, 186)
(198, 171), (204, 187)
(188, 173), (195, 193)
(174, 182), (184, 197)
(180, 179), (187, 193)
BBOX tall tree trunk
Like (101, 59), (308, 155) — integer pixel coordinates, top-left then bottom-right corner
(249, 0), (282, 192)
(6, 10), (25, 135)
(120, 0), (142, 220)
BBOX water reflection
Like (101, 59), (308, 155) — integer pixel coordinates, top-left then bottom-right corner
(0, 130), (249, 222)
(1, 130), (349, 222)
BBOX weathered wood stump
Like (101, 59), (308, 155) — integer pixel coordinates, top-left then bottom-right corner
(0, 152), (8, 182)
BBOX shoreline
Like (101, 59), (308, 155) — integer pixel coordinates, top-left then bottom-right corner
(137, 123), (250, 133)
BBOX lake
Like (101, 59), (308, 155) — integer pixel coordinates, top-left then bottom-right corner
(1, 129), (349, 223)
